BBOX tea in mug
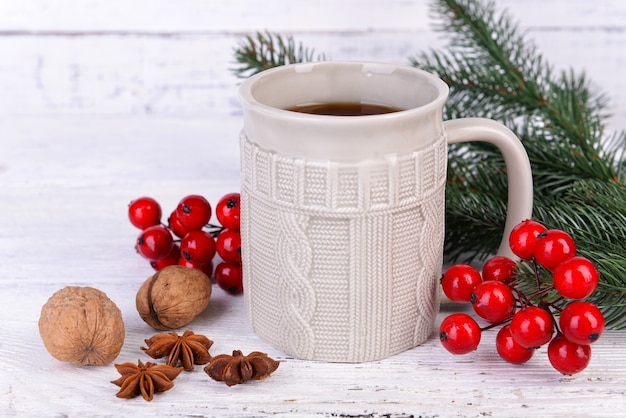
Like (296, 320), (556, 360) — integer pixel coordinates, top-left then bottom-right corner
(285, 102), (403, 116)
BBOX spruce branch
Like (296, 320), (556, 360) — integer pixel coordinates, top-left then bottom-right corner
(231, 31), (325, 79)
(411, 0), (626, 328)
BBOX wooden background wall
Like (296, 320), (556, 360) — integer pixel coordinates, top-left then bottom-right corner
(1, 0), (625, 132)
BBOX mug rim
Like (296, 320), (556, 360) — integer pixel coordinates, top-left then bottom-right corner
(238, 60), (449, 121)
(238, 61), (450, 161)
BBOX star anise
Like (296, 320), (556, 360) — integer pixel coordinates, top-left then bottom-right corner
(141, 330), (213, 371)
(111, 359), (183, 401)
(204, 350), (280, 386)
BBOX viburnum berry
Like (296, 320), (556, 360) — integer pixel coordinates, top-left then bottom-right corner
(547, 334), (592, 375)
(509, 306), (555, 348)
(439, 313), (482, 355)
(175, 195), (212, 231)
(471, 281), (516, 323)
(128, 197), (162, 230)
(129, 192), (244, 286)
(150, 244), (180, 271)
(168, 210), (192, 239)
(559, 301), (605, 345)
(180, 230), (216, 265)
(214, 262), (243, 295)
(216, 193), (241, 231)
(436, 218), (602, 374)
(508, 219), (547, 260)
(216, 229), (242, 263)
(440, 264), (482, 302)
(178, 257), (214, 277)
(136, 225), (174, 261)
(534, 229), (576, 271)
(496, 325), (535, 364)
(482, 256), (518, 283)
(553, 256), (599, 299)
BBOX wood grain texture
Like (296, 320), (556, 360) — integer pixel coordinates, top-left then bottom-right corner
(1, 0), (626, 31)
(0, 0), (625, 130)
(1, 1), (626, 417)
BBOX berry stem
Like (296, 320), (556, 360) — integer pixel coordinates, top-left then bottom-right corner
(538, 300), (561, 335)
(547, 297), (565, 313)
(205, 223), (225, 238)
(479, 316), (513, 332)
(525, 285), (556, 302)
(532, 258), (541, 292)
(513, 287), (530, 309)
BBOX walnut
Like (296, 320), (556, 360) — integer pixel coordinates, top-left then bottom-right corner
(136, 265), (212, 330)
(38, 286), (125, 366)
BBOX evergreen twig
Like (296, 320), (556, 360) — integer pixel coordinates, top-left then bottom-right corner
(231, 30), (324, 79)
(410, 0), (626, 328)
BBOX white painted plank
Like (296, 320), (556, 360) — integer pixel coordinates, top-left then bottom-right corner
(0, 0), (625, 32)
(0, 0), (432, 32)
(1, 0), (624, 132)
(1, 29), (624, 132)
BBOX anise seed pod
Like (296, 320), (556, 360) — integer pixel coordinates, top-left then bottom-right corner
(141, 330), (213, 371)
(111, 359), (183, 401)
(204, 350), (279, 386)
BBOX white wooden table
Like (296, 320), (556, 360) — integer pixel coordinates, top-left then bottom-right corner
(1, 1), (626, 416)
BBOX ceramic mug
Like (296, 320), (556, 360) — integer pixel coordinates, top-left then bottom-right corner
(238, 61), (533, 362)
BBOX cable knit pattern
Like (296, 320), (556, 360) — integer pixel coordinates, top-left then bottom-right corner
(240, 132), (447, 362)
(277, 211), (316, 359)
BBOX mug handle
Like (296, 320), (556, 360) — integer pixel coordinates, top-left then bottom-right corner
(444, 118), (534, 259)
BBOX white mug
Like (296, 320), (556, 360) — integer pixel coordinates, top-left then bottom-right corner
(238, 61), (533, 362)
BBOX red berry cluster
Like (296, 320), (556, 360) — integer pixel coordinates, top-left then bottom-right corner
(128, 193), (244, 295)
(439, 219), (604, 375)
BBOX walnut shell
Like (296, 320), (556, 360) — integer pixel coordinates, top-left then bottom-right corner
(38, 286), (125, 366)
(136, 265), (212, 330)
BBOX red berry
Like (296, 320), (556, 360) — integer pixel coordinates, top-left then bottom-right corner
(440, 264), (482, 302)
(150, 244), (180, 271)
(214, 262), (243, 295)
(178, 257), (214, 277)
(471, 281), (516, 323)
(510, 306), (555, 348)
(496, 325), (535, 364)
(534, 229), (576, 271)
(128, 197), (162, 230)
(216, 193), (241, 231)
(168, 210), (192, 239)
(175, 195), (212, 230)
(482, 256), (518, 283)
(216, 229), (242, 263)
(547, 334), (591, 375)
(553, 256), (599, 299)
(508, 219), (547, 260)
(559, 301), (605, 345)
(136, 225), (174, 261)
(439, 313), (481, 355)
(180, 230), (216, 265)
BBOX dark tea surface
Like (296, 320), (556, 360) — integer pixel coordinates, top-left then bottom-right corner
(285, 102), (403, 116)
